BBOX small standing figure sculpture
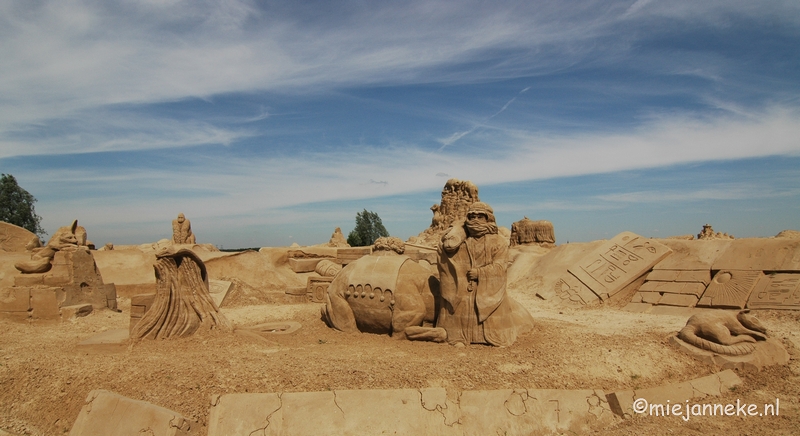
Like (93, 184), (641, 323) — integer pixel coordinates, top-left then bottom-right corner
(172, 213), (196, 244)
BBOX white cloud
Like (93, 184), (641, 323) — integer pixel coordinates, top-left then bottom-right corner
(26, 104), (800, 236)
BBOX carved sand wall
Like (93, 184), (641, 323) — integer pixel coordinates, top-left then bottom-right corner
(625, 237), (800, 313)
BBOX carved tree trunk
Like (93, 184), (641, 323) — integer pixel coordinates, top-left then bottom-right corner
(132, 249), (231, 340)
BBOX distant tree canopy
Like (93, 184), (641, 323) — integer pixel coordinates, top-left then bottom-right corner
(0, 173), (45, 237)
(347, 209), (389, 247)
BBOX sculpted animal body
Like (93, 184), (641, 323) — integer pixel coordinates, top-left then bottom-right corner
(678, 310), (767, 356)
(15, 220), (80, 274)
(321, 237), (444, 340)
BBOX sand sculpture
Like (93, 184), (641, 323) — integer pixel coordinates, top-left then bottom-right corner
(697, 223), (733, 240)
(1, 220), (118, 321)
(678, 310), (766, 355)
(327, 227), (350, 247)
(15, 220), (85, 274)
(412, 178), (480, 246)
(314, 259), (342, 277)
(775, 229), (800, 239)
(437, 202), (534, 346)
(130, 248), (230, 340)
(171, 213), (196, 244)
(321, 236), (445, 341)
(672, 310), (789, 370)
(509, 217), (555, 247)
(0, 221), (40, 253)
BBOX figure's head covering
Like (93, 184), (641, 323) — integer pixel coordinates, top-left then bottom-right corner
(467, 202), (496, 223)
(465, 202), (498, 237)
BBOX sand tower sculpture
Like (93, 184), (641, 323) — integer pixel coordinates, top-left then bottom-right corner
(130, 248), (230, 340)
(697, 223), (734, 240)
(509, 217), (555, 247)
(327, 227), (350, 248)
(412, 178), (480, 247)
(172, 213), (196, 244)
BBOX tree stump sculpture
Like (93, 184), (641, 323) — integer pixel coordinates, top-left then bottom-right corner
(131, 248), (231, 340)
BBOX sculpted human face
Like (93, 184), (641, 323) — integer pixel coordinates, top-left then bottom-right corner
(467, 212), (487, 223)
(465, 212), (489, 237)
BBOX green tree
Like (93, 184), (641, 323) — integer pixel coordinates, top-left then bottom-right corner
(0, 174), (45, 237)
(347, 209), (389, 247)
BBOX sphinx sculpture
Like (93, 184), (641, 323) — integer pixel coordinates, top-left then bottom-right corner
(15, 220), (83, 274)
(321, 237), (445, 341)
(131, 248), (230, 340)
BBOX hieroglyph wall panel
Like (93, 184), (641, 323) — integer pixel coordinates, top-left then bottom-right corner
(568, 232), (672, 300)
(747, 273), (800, 310)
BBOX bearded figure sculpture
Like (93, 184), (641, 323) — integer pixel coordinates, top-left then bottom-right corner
(437, 202), (534, 346)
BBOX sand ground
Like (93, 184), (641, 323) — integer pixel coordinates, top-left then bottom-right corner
(1, 289), (798, 435)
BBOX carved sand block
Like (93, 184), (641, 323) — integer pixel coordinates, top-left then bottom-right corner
(606, 370), (742, 419)
(568, 232), (672, 300)
(552, 274), (600, 306)
(697, 270), (763, 309)
(208, 279), (233, 308)
(209, 389), (456, 436)
(0, 221), (39, 253)
(747, 273), (800, 310)
(655, 238), (733, 270)
(93, 248), (158, 298)
(712, 238), (800, 271)
(288, 257), (322, 273)
(336, 246), (372, 265)
(69, 390), (196, 436)
(130, 248), (231, 340)
(306, 276), (333, 303)
(459, 389), (616, 435)
(671, 310), (788, 371)
(631, 269), (711, 308)
(207, 388), (616, 436)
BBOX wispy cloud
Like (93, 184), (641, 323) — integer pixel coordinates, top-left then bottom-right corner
(1, 0), (798, 246)
(596, 185), (800, 203)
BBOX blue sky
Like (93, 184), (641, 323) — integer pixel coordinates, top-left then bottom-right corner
(1, 0), (799, 248)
